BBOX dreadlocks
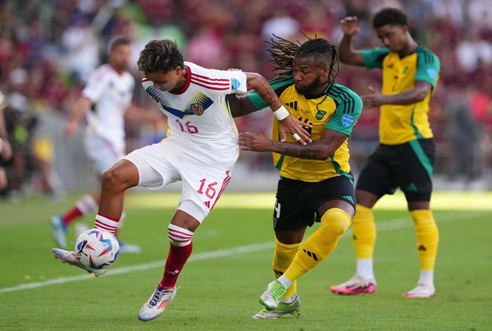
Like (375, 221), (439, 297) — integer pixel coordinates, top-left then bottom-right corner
(266, 34), (339, 83)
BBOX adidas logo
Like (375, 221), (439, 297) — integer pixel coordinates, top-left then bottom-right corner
(167, 269), (180, 275)
(203, 201), (211, 208)
(343, 195), (354, 204)
(405, 183), (418, 192)
(286, 101), (298, 111)
(303, 249), (318, 261)
(418, 245), (427, 251)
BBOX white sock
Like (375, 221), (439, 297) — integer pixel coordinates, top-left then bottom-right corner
(279, 292), (298, 304)
(356, 258), (375, 280)
(277, 275), (293, 289)
(75, 194), (98, 215)
(418, 270), (434, 287)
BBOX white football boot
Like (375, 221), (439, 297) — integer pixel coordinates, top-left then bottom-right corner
(138, 286), (177, 322)
(253, 297), (301, 319)
(403, 284), (435, 298)
(51, 248), (106, 277)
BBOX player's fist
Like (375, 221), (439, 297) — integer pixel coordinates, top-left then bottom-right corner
(64, 121), (78, 138)
(340, 16), (359, 36)
(238, 132), (272, 152)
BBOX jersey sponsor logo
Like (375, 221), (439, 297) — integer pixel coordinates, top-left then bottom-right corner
(427, 68), (437, 80)
(342, 114), (355, 128)
(231, 78), (240, 90)
(315, 110), (327, 120)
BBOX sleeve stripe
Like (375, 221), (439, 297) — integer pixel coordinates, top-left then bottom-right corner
(190, 75), (230, 86)
(330, 87), (355, 114)
(190, 72), (229, 82)
(416, 47), (435, 64)
(190, 79), (229, 90)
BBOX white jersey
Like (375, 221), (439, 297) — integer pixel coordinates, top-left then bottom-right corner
(82, 64), (135, 151)
(141, 61), (248, 169)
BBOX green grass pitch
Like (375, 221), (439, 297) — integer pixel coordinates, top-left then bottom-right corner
(0, 193), (491, 330)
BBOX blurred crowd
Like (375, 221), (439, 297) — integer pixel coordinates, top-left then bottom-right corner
(0, 0), (491, 197)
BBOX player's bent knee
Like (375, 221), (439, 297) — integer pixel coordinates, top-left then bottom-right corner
(102, 163), (138, 193)
(320, 208), (351, 237)
(168, 224), (194, 247)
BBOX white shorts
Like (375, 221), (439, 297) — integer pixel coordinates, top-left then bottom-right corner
(85, 135), (125, 176)
(123, 139), (233, 223)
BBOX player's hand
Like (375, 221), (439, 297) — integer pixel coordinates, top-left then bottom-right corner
(0, 139), (12, 161)
(340, 16), (359, 36)
(238, 132), (272, 152)
(361, 85), (384, 108)
(64, 121), (78, 138)
(278, 115), (312, 145)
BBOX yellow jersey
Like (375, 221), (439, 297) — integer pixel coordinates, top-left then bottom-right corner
(361, 45), (440, 145)
(247, 77), (363, 183)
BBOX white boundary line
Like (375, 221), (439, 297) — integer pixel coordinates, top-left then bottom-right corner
(0, 211), (487, 294)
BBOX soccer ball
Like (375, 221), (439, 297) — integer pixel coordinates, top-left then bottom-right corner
(75, 229), (120, 270)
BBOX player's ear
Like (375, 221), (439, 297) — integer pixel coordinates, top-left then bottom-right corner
(321, 65), (329, 77)
(174, 66), (182, 75)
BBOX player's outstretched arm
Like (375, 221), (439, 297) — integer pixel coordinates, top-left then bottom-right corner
(64, 97), (93, 137)
(337, 17), (365, 67)
(244, 72), (312, 145)
(238, 128), (348, 160)
(228, 94), (259, 118)
(361, 81), (432, 108)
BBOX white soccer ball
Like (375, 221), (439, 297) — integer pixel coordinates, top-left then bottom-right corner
(75, 229), (120, 270)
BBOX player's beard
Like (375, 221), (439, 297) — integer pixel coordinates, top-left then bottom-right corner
(295, 75), (323, 96)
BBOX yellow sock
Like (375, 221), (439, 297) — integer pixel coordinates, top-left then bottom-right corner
(410, 210), (439, 270)
(283, 208), (351, 283)
(352, 204), (376, 259)
(272, 238), (301, 299)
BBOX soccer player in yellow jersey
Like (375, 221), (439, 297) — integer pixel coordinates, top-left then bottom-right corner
(229, 37), (363, 318)
(330, 8), (440, 298)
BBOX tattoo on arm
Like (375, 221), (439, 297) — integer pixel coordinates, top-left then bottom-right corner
(270, 141), (329, 160)
(246, 74), (282, 111)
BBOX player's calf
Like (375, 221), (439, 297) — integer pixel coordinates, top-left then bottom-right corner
(138, 224), (194, 321)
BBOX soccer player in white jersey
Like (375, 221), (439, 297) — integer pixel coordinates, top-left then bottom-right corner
(52, 39), (311, 321)
(51, 37), (160, 253)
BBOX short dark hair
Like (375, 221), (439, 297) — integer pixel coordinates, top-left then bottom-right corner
(108, 36), (131, 54)
(137, 39), (184, 74)
(295, 38), (336, 67)
(373, 8), (408, 29)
